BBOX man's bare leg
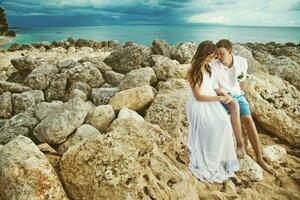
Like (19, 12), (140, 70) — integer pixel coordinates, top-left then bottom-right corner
(241, 115), (275, 174)
(227, 101), (245, 159)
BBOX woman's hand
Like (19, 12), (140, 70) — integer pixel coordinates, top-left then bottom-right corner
(219, 95), (233, 104)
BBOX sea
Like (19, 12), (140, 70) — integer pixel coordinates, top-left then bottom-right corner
(2, 24), (300, 48)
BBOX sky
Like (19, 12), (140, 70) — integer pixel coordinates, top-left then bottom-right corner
(0, 0), (299, 27)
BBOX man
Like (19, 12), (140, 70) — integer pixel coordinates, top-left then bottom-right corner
(210, 39), (274, 174)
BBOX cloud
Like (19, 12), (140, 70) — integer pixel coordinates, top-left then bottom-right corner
(1, 0), (299, 27)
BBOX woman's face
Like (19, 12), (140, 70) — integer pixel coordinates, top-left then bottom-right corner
(205, 52), (217, 64)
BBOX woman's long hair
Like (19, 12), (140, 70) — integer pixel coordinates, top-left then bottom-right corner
(188, 41), (216, 88)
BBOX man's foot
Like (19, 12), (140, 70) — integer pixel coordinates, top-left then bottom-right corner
(257, 159), (276, 175)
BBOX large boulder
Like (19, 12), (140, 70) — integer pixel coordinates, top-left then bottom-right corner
(85, 105), (115, 132)
(34, 101), (64, 122)
(103, 46), (144, 74)
(0, 135), (68, 200)
(63, 62), (105, 88)
(0, 113), (38, 144)
(170, 42), (197, 64)
(119, 67), (157, 90)
(91, 87), (119, 106)
(152, 39), (171, 57)
(10, 56), (40, 73)
(243, 73), (300, 146)
(151, 55), (189, 81)
(59, 117), (199, 200)
(11, 90), (44, 115)
(109, 85), (154, 112)
(57, 124), (101, 153)
(33, 98), (89, 144)
(145, 79), (189, 141)
(0, 92), (12, 118)
(0, 81), (31, 95)
(45, 74), (68, 101)
(103, 70), (125, 86)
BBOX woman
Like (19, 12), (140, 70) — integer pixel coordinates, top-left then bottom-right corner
(186, 40), (239, 183)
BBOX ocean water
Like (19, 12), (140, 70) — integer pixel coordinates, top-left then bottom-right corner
(3, 25), (300, 47)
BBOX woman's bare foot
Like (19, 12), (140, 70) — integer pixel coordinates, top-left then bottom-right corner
(257, 159), (276, 175)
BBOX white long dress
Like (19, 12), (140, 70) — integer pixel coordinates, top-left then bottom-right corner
(186, 72), (239, 183)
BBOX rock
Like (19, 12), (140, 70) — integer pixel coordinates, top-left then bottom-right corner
(243, 73), (300, 146)
(32, 41), (51, 50)
(0, 135), (68, 200)
(151, 55), (189, 81)
(277, 46), (300, 65)
(0, 92), (12, 118)
(262, 145), (287, 163)
(264, 56), (300, 90)
(103, 70), (125, 86)
(35, 101), (64, 121)
(78, 56), (112, 73)
(64, 62), (105, 88)
(59, 118), (199, 200)
(57, 124), (101, 153)
(119, 67), (157, 90)
(91, 87), (119, 106)
(145, 79), (189, 141)
(152, 39), (171, 57)
(4, 30), (16, 37)
(115, 107), (144, 123)
(57, 59), (80, 72)
(11, 90), (44, 115)
(44, 74), (68, 101)
(23, 64), (59, 90)
(10, 56), (40, 72)
(240, 155), (263, 181)
(33, 98), (89, 144)
(0, 81), (32, 94)
(109, 85), (154, 112)
(85, 105), (115, 132)
(104, 46), (144, 74)
(170, 42), (197, 64)
(64, 81), (90, 102)
(0, 113), (38, 144)
(6, 71), (28, 83)
(75, 38), (94, 47)
(8, 43), (21, 51)
(233, 44), (254, 60)
(49, 46), (67, 54)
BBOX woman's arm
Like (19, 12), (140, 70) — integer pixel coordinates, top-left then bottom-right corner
(190, 82), (224, 102)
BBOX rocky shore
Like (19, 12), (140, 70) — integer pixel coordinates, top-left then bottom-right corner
(0, 38), (299, 200)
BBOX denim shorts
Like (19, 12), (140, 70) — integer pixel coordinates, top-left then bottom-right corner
(222, 92), (251, 116)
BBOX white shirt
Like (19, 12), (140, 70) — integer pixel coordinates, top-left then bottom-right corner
(210, 55), (248, 96)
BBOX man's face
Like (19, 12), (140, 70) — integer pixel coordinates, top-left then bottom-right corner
(217, 47), (231, 64)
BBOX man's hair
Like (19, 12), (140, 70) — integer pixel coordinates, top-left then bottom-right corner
(216, 39), (232, 52)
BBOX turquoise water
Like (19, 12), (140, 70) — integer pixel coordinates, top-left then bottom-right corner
(3, 25), (300, 47)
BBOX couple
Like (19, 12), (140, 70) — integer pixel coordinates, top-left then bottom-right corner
(186, 39), (274, 183)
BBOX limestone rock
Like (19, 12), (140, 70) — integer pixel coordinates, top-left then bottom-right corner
(0, 135), (68, 200)
(109, 85), (154, 112)
(33, 98), (88, 144)
(85, 105), (115, 132)
(0, 92), (12, 118)
(0, 113), (38, 144)
(11, 90), (44, 115)
(58, 124), (101, 153)
(151, 55), (188, 81)
(119, 67), (157, 90)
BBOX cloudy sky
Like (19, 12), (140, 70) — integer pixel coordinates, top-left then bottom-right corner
(1, 0), (299, 27)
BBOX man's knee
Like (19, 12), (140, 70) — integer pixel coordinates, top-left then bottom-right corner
(241, 115), (254, 126)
